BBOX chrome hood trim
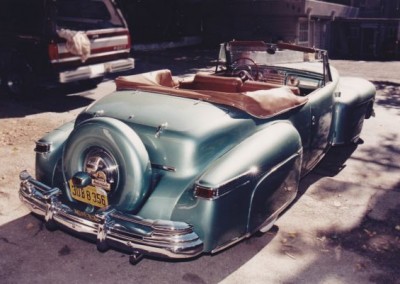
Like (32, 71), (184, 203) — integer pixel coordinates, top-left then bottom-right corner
(18, 171), (203, 261)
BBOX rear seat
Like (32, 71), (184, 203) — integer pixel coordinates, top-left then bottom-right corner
(180, 73), (243, 92)
(115, 69), (308, 119)
(240, 80), (300, 95)
(181, 73), (300, 95)
(116, 69), (300, 96)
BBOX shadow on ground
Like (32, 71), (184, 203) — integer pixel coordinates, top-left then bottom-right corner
(0, 46), (218, 119)
(261, 80), (400, 283)
(373, 81), (400, 111)
(0, 83), (98, 118)
(280, 81), (400, 283)
(0, 214), (276, 283)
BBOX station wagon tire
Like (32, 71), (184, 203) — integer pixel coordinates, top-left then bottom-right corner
(0, 53), (6, 94)
(63, 117), (152, 212)
(0, 52), (12, 97)
(1, 56), (36, 98)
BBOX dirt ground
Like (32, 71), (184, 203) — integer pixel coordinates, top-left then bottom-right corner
(0, 48), (399, 283)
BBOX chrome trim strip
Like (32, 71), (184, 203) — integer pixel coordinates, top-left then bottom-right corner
(211, 233), (250, 254)
(51, 49), (131, 64)
(58, 58), (135, 83)
(19, 171), (203, 260)
(151, 163), (176, 172)
(85, 28), (127, 35)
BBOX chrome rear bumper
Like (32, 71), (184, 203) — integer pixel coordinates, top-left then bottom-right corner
(59, 58), (135, 83)
(19, 171), (203, 261)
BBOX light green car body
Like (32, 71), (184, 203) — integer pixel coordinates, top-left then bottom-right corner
(19, 41), (375, 263)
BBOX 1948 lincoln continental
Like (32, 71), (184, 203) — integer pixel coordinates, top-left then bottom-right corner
(19, 41), (375, 264)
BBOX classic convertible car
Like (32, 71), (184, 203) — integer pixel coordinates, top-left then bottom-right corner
(19, 41), (375, 264)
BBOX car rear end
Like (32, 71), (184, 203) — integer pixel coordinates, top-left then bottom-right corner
(48, 0), (134, 83)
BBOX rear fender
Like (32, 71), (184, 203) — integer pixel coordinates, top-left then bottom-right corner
(35, 121), (74, 188)
(193, 121), (302, 251)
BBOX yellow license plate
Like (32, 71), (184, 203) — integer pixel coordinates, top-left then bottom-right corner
(69, 180), (108, 208)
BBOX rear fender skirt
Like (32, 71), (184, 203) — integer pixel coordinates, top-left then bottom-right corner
(191, 122), (302, 251)
(247, 151), (302, 234)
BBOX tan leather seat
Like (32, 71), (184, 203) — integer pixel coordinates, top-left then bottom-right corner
(115, 69), (308, 119)
(241, 80), (300, 95)
(181, 73), (243, 93)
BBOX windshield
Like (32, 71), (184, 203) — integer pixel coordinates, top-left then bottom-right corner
(217, 41), (332, 87)
(219, 41), (325, 68)
(55, 0), (125, 31)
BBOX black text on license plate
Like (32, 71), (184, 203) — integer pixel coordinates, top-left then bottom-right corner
(69, 180), (108, 208)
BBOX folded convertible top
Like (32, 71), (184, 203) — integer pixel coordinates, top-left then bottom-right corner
(115, 69), (308, 119)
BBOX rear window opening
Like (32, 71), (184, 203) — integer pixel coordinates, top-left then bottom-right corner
(55, 0), (125, 31)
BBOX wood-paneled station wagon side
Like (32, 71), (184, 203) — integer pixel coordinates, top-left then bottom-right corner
(19, 41), (375, 264)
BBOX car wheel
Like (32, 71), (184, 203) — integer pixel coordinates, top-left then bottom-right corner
(2, 57), (36, 98)
(0, 52), (9, 96)
(63, 117), (152, 212)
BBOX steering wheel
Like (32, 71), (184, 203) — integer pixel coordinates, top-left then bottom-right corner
(231, 57), (260, 81)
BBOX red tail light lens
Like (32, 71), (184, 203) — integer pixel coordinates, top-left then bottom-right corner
(126, 31), (132, 50)
(48, 42), (59, 61)
(194, 185), (217, 199)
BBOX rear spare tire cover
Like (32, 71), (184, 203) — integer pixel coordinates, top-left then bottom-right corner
(63, 117), (152, 212)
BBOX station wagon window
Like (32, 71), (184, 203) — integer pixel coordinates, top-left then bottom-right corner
(55, 0), (125, 30)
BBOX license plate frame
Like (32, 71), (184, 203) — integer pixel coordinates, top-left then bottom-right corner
(69, 180), (108, 208)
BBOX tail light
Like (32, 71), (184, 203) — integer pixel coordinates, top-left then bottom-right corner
(194, 185), (218, 200)
(48, 42), (59, 61)
(126, 31), (132, 50)
(35, 140), (52, 154)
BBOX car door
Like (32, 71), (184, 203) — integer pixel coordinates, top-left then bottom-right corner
(304, 84), (334, 170)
